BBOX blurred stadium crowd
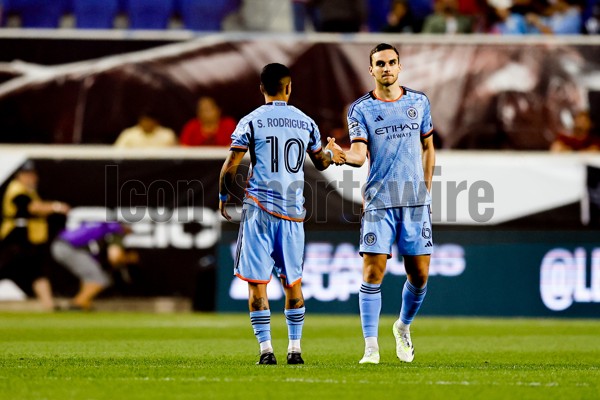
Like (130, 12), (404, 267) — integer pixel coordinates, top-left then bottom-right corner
(0, 0), (597, 34)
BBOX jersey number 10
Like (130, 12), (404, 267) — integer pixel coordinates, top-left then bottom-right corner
(266, 136), (305, 173)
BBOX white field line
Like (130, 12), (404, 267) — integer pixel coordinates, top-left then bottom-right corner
(18, 376), (592, 387)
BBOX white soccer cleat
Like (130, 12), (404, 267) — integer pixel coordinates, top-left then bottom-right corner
(393, 321), (415, 363)
(359, 348), (380, 364)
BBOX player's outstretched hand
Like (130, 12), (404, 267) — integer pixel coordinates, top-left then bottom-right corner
(326, 137), (346, 165)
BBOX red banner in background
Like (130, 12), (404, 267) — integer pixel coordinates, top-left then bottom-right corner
(0, 36), (598, 149)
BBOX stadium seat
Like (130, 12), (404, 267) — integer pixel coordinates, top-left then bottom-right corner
(125, 0), (174, 30)
(175, 0), (240, 31)
(3, 0), (70, 28)
(73, 0), (119, 29)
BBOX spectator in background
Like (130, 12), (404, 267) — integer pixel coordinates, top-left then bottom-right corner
(114, 111), (177, 148)
(382, 0), (414, 32)
(458, 0), (487, 31)
(180, 96), (237, 147)
(291, 0), (321, 31)
(457, 0), (483, 16)
(550, 110), (600, 152)
(0, 161), (70, 311)
(51, 221), (138, 311)
(526, 0), (583, 34)
(486, 0), (541, 33)
(489, 5), (530, 34)
(422, 0), (473, 33)
(408, 0), (434, 32)
(317, 0), (367, 32)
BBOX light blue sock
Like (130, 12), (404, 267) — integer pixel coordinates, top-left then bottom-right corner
(284, 307), (305, 340)
(400, 280), (427, 325)
(250, 310), (271, 344)
(359, 282), (381, 338)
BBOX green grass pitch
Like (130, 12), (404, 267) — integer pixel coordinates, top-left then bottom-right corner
(0, 313), (599, 400)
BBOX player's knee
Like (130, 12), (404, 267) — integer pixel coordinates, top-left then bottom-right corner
(408, 272), (428, 288)
(286, 297), (304, 309)
(363, 266), (385, 283)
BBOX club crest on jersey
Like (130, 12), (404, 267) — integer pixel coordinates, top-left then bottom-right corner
(364, 232), (377, 246)
(406, 107), (418, 120)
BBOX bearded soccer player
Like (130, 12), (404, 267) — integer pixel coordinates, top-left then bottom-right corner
(333, 43), (436, 364)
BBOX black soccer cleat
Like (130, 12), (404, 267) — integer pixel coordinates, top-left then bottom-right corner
(287, 352), (304, 365)
(257, 352), (277, 365)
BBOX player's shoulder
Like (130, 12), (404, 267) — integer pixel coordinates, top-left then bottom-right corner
(348, 92), (373, 115)
(402, 86), (430, 102)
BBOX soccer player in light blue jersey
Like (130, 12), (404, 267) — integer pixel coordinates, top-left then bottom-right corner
(218, 63), (345, 365)
(334, 43), (436, 364)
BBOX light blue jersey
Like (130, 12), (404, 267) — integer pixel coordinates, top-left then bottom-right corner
(348, 87), (433, 211)
(231, 101), (322, 221)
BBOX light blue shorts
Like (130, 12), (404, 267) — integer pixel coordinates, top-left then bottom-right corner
(359, 205), (433, 257)
(234, 205), (305, 287)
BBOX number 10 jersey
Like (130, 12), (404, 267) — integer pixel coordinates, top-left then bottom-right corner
(230, 101), (322, 222)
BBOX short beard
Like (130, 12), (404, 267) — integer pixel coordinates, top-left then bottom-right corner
(379, 76), (398, 87)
